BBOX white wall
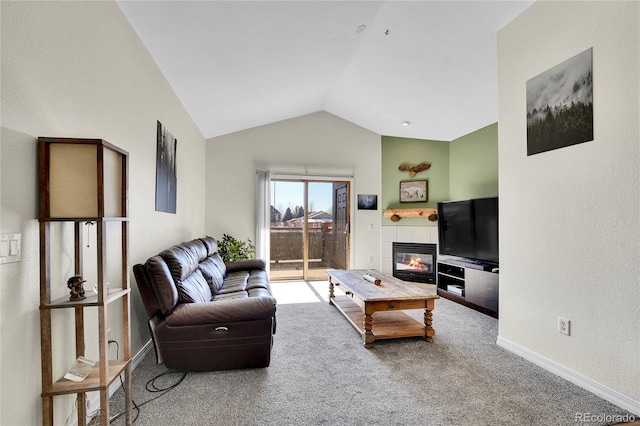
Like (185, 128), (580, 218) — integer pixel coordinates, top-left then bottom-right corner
(497, 0), (640, 412)
(1, 2), (206, 424)
(205, 111), (382, 270)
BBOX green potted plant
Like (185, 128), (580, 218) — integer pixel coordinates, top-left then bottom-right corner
(217, 234), (256, 262)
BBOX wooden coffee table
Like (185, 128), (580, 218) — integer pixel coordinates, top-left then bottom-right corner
(327, 269), (439, 348)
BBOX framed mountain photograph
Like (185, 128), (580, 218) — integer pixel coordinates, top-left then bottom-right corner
(526, 48), (593, 156)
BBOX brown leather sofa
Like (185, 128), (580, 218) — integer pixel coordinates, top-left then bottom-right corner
(133, 237), (276, 371)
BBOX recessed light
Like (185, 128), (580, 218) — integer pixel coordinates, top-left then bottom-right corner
(356, 24), (367, 33)
(401, 120), (412, 126)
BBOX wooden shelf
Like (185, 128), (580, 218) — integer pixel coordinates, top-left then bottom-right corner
(42, 360), (130, 396)
(383, 208), (438, 222)
(41, 289), (131, 310)
(38, 137), (132, 425)
(332, 296), (428, 340)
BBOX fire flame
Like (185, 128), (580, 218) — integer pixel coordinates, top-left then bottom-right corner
(408, 257), (424, 270)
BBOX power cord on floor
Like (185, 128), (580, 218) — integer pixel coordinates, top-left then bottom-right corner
(109, 368), (188, 423)
(106, 339), (188, 423)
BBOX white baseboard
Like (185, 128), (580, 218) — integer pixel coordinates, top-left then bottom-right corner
(130, 339), (155, 371)
(84, 340), (155, 423)
(496, 336), (640, 416)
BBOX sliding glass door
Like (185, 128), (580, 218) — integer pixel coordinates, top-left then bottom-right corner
(269, 178), (350, 280)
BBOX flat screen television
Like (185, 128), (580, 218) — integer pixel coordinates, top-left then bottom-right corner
(437, 197), (499, 266)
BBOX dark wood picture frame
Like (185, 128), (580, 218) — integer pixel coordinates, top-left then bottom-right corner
(399, 180), (428, 203)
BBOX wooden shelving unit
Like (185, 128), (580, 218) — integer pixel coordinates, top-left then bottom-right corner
(38, 138), (132, 426)
(383, 208), (438, 222)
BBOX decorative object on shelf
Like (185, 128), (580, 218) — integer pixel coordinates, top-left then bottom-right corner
(63, 356), (95, 382)
(357, 194), (378, 210)
(362, 273), (381, 286)
(93, 281), (110, 295)
(217, 234), (256, 262)
(398, 162), (431, 177)
(526, 47), (593, 155)
(399, 180), (428, 203)
(383, 208), (438, 222)
(156, 121), (177, 214)
(67, 275), (86, 301)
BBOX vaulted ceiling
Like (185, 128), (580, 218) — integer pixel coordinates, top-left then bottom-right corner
(117, 1), (533, 141)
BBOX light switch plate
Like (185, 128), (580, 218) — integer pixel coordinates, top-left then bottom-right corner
(0, 233), (21, 264)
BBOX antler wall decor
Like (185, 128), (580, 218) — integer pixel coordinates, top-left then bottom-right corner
(398, 162), (431, 177)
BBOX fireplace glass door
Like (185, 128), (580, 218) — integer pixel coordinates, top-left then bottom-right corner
(392, 242), (437, 283)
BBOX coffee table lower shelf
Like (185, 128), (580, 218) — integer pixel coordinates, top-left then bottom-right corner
(331, 295), (429, 342)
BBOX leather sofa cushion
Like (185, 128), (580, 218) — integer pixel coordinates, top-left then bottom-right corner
(217, 271), (249, 295)
(200, 236), (219, 256)
(226, 259), (266, 273)
(246, 270), (270, 290)
(214, 269), (270, 300)
(177, 269), (212, 303)
(198, 254), (226, 294)
(160, 245), (200, 285)
(145, 255), (179, 315)
(214, 292), (248, 300)
(166, 296), (277, 326)
(248, 287), (272, 298)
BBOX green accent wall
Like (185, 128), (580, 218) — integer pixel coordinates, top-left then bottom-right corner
(381, 123), (499, 227)
(381, 136), (450, 226)
(449, 123), (499, 200)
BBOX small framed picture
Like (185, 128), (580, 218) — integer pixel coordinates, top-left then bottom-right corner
(357, 194), (378, 210)
(399, 180), (428, 203)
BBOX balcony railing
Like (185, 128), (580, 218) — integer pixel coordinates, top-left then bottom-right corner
(270, 227), (345, 279)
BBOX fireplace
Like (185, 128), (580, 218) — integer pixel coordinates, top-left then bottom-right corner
(392, 242), (437, 284)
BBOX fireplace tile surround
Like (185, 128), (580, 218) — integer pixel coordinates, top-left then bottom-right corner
(381, 225), (439, 275)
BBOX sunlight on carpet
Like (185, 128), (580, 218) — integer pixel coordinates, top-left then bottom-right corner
(270, 280), (344, 304)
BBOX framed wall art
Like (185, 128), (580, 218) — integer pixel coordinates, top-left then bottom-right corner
(526, 48), (593, 155)
(155, 121), (177, 213)
(399, 180), (427, 203)
(357, 194), (378, 210)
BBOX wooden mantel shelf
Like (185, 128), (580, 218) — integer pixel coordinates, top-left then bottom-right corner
(383, 208), (438, 222)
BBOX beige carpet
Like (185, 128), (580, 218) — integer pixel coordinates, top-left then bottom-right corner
(106, 281), (636, 425)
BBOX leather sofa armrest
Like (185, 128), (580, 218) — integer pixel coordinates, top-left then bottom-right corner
(225, 258), (266, 272)
(165, 296), (276, 326)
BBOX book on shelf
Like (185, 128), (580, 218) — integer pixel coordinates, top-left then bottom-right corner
(64, 356), (96, 382)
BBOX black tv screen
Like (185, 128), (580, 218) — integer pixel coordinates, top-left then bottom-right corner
(437, 197), (498, 265)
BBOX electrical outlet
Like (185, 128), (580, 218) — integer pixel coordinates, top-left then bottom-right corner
(558, 317), (570, 336)
(86, 395), (99, 413)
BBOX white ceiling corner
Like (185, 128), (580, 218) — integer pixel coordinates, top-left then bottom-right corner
(117, 0), (534, 141)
